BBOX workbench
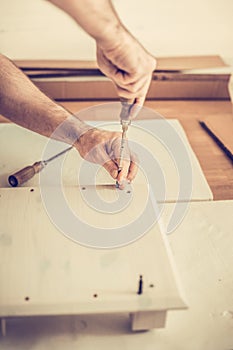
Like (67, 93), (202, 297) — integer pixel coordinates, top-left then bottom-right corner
(0, 1), (233, 346)
(63, 100), (233, 200)
(1, 100), (232, 200)
(0, 200), (232, 350)
(0, 100), (233, 350)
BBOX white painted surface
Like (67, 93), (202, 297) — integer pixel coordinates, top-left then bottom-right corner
(0, 0), (233, 63)
(0, 119), (213, 202)
(0, 200), (232, 349)
(0, 186), (186, 325)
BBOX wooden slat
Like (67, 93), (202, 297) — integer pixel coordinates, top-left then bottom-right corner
(14, 55), (226, 72)
(30, 74), (230, 100)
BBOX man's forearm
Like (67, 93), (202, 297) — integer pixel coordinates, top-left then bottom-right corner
(0, 54), (91, 145)
(48, 0), (125, 49)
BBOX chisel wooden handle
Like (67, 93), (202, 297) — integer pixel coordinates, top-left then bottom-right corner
(8, 161), (45, 187)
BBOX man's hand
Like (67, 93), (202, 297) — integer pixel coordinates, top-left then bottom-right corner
(96, 30), (156, 111)
(48, 0), (156, 112)
(75, 128), (138, 185)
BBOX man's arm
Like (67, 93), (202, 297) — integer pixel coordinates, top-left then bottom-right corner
(0, 54), (88, 143)
(0, 54), (137, 182)
(49, 0), (156, 110)
(48, 0), (120, 45)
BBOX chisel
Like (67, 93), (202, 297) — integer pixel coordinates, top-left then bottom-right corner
(8, 146), (73, 187)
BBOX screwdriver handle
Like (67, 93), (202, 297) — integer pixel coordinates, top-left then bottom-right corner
(120, 97), (135, 121)
(8, 161), (45, 187)
(120, 97), (135, 104)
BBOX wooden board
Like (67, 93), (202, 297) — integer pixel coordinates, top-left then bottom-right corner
(0, 200), (232, 347)
(30, 74), (230, 100)
(0, 119), (213, 202)
(1, 101), (232, 200)
(0, 186), (187, 331)
(200, 114), (233, 162)
(14, 55), (226, 72)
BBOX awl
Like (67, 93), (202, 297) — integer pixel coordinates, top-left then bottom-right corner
(8, 146), (73, 187)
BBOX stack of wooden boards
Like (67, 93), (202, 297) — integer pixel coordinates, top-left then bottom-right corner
(16, 55), (230, 100)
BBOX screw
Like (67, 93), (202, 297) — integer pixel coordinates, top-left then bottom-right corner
(137, 275), (143, 295)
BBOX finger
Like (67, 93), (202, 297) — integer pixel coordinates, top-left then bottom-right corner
(97, 49), (118, 77)
(127, 160), (138, 182)
(127, 152), (139, 181)
(122, 75), (149, 94)
(103, 159), (119, 179)
(114, 75), (141, 92)
(115, 86), (137, 101)
(129, 103), (142, 119)
(114, 70), (138, 86)
(117, 158), (131, 181)
(135, 96), (146, 108)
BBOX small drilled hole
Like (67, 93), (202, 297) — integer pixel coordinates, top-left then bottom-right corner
(25, 296), (30, 301)
(149, 284), (154, 288)
(127, 190), (131, 194)
(30, 189), (34, 192)
(82, 187), (86, 190)
(93, 294), (98, 298)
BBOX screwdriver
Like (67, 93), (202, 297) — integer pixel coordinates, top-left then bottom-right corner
(116, 97), (134, 188)
(8, 146), (73, 187)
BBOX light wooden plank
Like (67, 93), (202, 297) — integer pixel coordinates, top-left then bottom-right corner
(0, 119), (213, 202)
(30, 74), (230, 100)
(14, 56), (226, 71)
(0, 186), (186, 321)
(0, 200), (233, 347)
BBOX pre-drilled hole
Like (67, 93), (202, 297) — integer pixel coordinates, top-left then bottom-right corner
(30, 189), (34, 192)
(127, 190), (131, 194)
(149, 284), (154, 288)
(82, 187), (86, 190)
(93, 294), (98, 298)
(25, 296), (30, 301)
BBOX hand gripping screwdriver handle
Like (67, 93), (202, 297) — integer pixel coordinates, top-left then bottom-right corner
(8, 161), (45, 187)
(119, 97), (135, 121)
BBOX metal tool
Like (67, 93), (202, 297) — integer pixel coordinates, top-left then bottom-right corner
(116, 98), (134, 188)
(8, 146), (73, 187)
